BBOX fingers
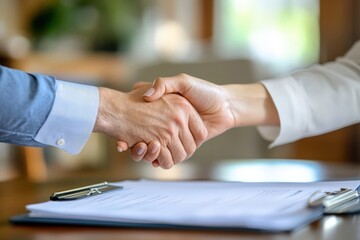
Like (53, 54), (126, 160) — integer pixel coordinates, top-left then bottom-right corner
(133, 143), (174, 169)
(152, 160), (160, 168)
(156, 146), (174, 169)
(118, 140), (163, 168)
(130, 142), (147, 161)
(168, 136), (188, 165)
(130, 139), (189, 168)
(130, 141), (161, 162)
(129, 141), (166, 169)
(116, 141), (129, 152)
(187, 103), (208, 147)
(129, 143), (175, 170)
(144, 141), (160, 162)
(143, 74), (190, 102)
(172, 106), (207, 164)
(176, 116), (197, 162)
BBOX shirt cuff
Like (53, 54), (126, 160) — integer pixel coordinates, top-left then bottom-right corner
(257, 76), (309, 148)
(345, 40), (360, 60)
(35, 80), (99, 154)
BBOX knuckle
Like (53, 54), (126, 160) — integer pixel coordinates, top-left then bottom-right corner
(174, 96), (192, 111)
(172, 117), (184, 130)
(188, 144), (196, 156)
(164, 124), (176, 138)
(145, 152), (156, 162)
(198, 127), (208, 144)
(177, 73), (190, 80)
(154, 77), (164, 85)
(162, 161), (173, 169)
(175, 152), (187, 164)
(183, 142), (196, 158)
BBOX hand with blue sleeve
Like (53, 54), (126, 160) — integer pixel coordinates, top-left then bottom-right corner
(93, 84), (207, 169)
(0, 66), (207, 169)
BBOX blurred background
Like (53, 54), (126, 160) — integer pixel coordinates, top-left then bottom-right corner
(0, 0), (360, 183)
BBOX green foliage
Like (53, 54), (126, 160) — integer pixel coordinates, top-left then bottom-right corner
(30, 0), (143, 52)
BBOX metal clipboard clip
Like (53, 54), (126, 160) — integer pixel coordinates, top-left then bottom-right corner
(308, 187), (360, 214)
(50, 182), (123, 201)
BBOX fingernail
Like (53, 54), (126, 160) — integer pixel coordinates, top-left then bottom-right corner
(137, 146), (145, 155)
(117, 146), (123, 152)
(151, 144), (159, 153)
(143, 88), (155, 97)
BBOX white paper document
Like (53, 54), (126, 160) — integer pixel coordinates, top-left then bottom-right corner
(26, 179), (360, 231)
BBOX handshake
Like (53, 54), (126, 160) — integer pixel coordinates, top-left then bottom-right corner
(93, 74), (279, 169)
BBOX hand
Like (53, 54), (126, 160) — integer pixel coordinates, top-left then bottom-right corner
(93, 84), (207, 169)
(120, 74), (279, 165)
(145, 74), (237, 139)
(118, 74), (236, 166)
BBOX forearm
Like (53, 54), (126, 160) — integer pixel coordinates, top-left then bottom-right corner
(223, 83), (280, 128)
(0, 66), (98, 153)
(0, 66), (55, 147)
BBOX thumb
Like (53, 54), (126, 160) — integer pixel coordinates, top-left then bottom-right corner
(143, 74), (189, 102)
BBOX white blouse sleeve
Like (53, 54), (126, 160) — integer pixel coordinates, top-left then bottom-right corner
(257, 40), (360, 147)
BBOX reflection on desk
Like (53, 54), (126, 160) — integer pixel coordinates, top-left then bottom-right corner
(135, 158), (359, 182)
(212, 159), (324, 182)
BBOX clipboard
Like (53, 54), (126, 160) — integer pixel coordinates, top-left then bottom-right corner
(9, 180), (360, 232)
(10, 209), (324, 233)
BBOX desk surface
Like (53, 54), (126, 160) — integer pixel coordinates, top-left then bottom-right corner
(1, 159), (360, 240)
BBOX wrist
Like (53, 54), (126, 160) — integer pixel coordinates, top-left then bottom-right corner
(93, 87), (107, 133)
(93, 87), (124, 135)
(224, 83), (279, 127)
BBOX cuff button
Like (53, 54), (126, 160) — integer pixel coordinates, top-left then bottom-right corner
(57, 138), (65, 146)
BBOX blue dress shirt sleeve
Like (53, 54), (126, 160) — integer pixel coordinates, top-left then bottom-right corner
(0, 65), (99, 154)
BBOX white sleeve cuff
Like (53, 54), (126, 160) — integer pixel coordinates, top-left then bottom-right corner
(258, 76), (309, 148)
(35, 80), (99, 154)
(345, 40), (360, 60)
(256, 125), (280, 145)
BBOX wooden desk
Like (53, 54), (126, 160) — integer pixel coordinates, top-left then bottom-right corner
(1, 160), (360, 240)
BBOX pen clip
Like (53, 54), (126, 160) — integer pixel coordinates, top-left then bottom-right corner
(308, 188), (359, 209)
(50, 182), (122, 201)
